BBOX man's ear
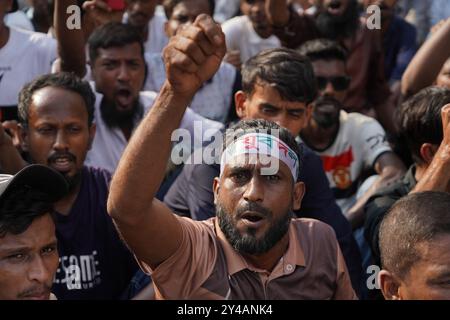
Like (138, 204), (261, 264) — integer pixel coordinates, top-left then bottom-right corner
(213, 177), (221, 205)
(378, 270), (402, 300)
(305, 102), (313, 122)
(292, 181), (305, 211)
(88, 123), (96, 151)
(234, 90), (248, 119)
(18, 123), (29, 152)
(419, 143), (439, 165)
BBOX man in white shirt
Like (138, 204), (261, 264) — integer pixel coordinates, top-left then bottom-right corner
(298, 39), (406, 229)
(0, 0), (56, 120)
(222, 0), (281, 68)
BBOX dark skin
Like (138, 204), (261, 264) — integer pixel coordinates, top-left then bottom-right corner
(125, 0), (159, 41)
(20, 87), (96, 214)
(164, 0), (213, 37)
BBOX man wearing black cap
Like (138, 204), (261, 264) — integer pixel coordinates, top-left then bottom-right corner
(0, 164), (68, 300)
(0, 0), (56, 121)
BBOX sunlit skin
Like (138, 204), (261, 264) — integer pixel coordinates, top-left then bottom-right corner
(379, 234), (450, 300)
(91, 43), (146, 113)
(21, 87), (95, 187)
(164, 0), (212, 37)
(240, 0), (273, 39)
(235, 82), (312, 137)
(0, 214), (58, 300)
(213, 155), (304, 269)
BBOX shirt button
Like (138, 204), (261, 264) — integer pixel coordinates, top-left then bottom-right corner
(286, 264), (294, 272)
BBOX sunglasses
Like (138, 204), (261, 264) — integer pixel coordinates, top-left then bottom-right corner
(316, 76), (351, 91)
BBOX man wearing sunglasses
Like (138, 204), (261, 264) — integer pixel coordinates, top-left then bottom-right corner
(298, 39), (405, 231)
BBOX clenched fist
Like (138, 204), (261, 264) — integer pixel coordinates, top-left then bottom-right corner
(163, 14), (226, 97)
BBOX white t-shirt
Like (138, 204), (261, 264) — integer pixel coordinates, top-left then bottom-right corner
(300, 111), (392, 213)
(85, 83), (223, 173)
(222, 15), (281, 64)
(0, 27), (57, 107)
(4, 11), (34, 31)
(123, 9), (168, 55)
(144, 53), (236, 123)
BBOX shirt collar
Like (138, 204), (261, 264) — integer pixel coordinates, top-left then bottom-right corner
(214, 218), (306, 277)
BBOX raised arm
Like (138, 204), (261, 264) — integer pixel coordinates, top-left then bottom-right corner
(54, 0), (87, 77)
(107, 15), (226, 269)
(401, 19), (450, 98)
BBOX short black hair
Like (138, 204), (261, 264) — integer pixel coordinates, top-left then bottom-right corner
(88, 22), (144, 63)
(297, 38), (348, 62)
(223, 119), (303, 182)
(242, 48), (317, 104)
(379, 191), (450, 279)
(0, 186), (54, 238)
(18, 72), (95, 127)
(163, 0), (215, 19)
(397, 86), (450, 165)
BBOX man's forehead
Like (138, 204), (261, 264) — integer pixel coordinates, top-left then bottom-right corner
(225, 154), (290, 175)
(97, 44), (143, 60)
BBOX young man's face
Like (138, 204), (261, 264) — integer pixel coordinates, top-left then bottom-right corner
(21, 87), (95, 190)
(235, 83), (312, 137)
(214, 155), (304, 255)
(309, 58), (349, 128)
(164, 0), (212, 37)
(126, 0), (159, 30)
(380, 234), (450, 300)
(240, 0), (272, 39)
(91, 43), (146, 116)
(0, 214), (58, 300)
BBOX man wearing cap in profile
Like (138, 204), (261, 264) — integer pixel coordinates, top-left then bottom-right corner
(108, 14), (356, 299)
(0, 164), (68, 300)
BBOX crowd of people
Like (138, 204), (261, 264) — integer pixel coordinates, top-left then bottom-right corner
(0, 0), (449, 300)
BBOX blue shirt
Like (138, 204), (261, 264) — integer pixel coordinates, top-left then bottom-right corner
(52, 166), (138, 300)
(384, 15), (417, 82)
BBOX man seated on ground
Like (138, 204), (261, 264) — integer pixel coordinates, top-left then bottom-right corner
(164, 47), (363, 293)
(107, 15), (357, 299)
(0, 72), (140, 300)
(378, 191), (450, 300)
(298, 39), (405, 230)
(0, 165), (67, 300)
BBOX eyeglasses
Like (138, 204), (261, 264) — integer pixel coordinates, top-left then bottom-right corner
(316, 76), (351, 91)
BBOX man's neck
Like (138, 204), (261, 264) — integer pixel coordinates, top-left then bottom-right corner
(0, 25), (10, 50)
(414, 164), (426, 183)
(301, 121), (339, 151)
(242, 233), (289, 272)
(54, 179), (82, 216)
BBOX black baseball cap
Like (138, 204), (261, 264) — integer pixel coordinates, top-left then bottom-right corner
(0, 164), (68, 203)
